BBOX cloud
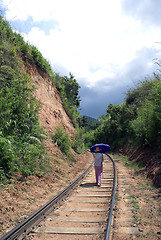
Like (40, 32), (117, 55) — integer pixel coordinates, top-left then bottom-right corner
(10, 17), (59, 35)
(121, 0), (161, 28)
(79, 46), (159, 118)
(79, 82), (125, 119)
(2, 0), (161, 118)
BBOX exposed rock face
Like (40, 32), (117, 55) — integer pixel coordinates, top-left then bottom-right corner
(26, 63), (75, 138)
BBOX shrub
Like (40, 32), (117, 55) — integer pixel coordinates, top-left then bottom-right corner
(0, 134), (14, 174)
(52, 126), (71, 154)
(72, 128), (84, 153)
(131, 80), (161, 147)
(19, 143), (43, 176)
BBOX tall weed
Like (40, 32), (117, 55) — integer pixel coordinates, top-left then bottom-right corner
(52, 126), (70, 155)
(0, 134), (14, 173)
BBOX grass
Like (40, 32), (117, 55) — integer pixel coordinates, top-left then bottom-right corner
(143, 230), (154, 238)
(113, 153), (143, 171)
(138, 181), (155, 191)
(133, 213), (142, 225)
(131, 199), (140, 210)
(127, 194), (136, 199)
(115, 193), (122, 200)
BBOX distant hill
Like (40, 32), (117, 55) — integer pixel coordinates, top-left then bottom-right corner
(79, 115), (100, 131)
(83, 115), (98, 122)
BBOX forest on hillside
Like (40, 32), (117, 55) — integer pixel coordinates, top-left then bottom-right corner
(0, 14), (161, 183)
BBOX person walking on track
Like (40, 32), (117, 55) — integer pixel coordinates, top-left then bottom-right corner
(93, 147), (104, 186)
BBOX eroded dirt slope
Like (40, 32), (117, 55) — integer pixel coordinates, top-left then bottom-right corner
(26, 62), (75, 138)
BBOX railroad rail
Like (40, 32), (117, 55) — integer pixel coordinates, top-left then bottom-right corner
(0, 154), (116, 240)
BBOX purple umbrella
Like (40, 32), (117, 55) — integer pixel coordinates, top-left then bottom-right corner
(90, 143), (110, 153)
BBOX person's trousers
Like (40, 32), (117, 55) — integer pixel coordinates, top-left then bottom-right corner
(94, 166), (102, 185)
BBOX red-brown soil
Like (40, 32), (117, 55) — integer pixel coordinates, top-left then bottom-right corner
(119, 143), (161, 188)
(0, 150), (93, 238)
(113, 157), (161, 240)
(25, 63), (75, 138)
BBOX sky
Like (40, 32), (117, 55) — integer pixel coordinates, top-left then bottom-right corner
(1, 0), (161, 119)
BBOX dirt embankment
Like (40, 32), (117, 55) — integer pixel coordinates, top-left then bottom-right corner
(25, 62), (75, 138)
(119, 143), (161, 188)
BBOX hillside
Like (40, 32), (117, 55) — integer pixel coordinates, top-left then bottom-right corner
(0, 15), (94, 237)
(25, 62), (75, 138)
(83, 115), (98, 122)
(0, 57), (93, 239)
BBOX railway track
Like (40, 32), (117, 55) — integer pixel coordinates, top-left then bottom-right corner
(1, 154), (116, 240)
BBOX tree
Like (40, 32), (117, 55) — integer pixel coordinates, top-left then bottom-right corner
(62, 73), (81, 107)
(131, 79), (161, 147)
(54, 72), (81, 127)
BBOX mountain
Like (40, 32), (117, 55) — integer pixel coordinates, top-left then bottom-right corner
(83, 115), (98, 122)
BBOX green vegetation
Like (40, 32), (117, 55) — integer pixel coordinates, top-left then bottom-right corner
(0, 16), (49, 180)
(114, 154), (143, 171)
(51, 126), (71, 155)
(72, 128), (84, 154)
(131, 79), (161, 147)
(51, 126), (76, 162)
(54, 72), (81, 128)
(83, 77), (161, 152)
(0, 15), (81, 181)
(78, 116), (101, 148)
(131, 199), (140, 210)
